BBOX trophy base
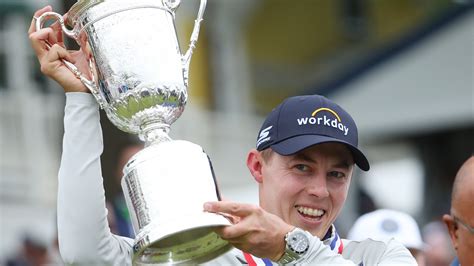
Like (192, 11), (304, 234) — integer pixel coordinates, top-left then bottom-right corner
(134, 227), (232, 265)
(122, 140), (233, 264)
(132, 212), (232, 264)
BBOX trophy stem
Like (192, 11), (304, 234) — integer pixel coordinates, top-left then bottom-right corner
(139, 122), (171, 146)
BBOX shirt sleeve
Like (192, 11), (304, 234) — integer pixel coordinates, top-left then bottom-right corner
(378, 239), (418, 266)
(296, 237), (417, 265)
(295, 238), (355, 265)
(57, 92), (133, 265)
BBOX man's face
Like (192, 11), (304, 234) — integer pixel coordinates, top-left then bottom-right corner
(253, 142), (354, 238)
(454, 214), (474, 266)
(443, 158), (474, 266)
(446, 207), (474, 265)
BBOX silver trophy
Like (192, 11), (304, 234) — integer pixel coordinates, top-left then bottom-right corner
(36, 0), (232, 264)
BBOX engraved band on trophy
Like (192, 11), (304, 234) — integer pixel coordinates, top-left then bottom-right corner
(36, 0), (232, 264)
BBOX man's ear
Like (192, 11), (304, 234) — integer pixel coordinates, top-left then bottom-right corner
(247, 149), (264, 183)
(442, 214), (459, 250)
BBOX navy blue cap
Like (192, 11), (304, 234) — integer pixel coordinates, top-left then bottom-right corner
(256, 95), (370, 171)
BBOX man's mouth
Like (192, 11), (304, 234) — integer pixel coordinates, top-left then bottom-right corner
(296, 206), (326, 219)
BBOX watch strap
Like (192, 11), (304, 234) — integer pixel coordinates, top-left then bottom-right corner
(278, 248), (300, 265)
(277, 228), (310, 265)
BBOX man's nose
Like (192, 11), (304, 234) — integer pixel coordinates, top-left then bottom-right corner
(306, 175), (330, 198)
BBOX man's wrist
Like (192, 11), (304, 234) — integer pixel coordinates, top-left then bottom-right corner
(274, 226), (295, 261)
(277, 227), (312, 265)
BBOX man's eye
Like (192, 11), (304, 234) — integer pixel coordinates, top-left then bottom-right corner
(328, 171), (345, 179)
(295, 164), (309, 172)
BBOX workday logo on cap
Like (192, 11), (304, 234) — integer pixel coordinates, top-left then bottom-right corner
(296, 107), (349, 136)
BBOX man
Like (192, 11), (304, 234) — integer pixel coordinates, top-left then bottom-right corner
(348, 209), (426, 265)
(29, 6), (416, 265)
(443, 156), (474, 266)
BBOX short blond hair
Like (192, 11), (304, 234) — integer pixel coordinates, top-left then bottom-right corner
(259, 148), (274, 162)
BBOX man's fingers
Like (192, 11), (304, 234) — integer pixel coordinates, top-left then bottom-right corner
(28, 6), (67, 52)
(29, 30), (49, 58)
(215, 224), (248, 241)
(46, 44), (74, 64)
(204, 201), (256, 217)
(48, 19), (65, 44)
(28, 6), (52, 35)
(29, 27), (60, 58)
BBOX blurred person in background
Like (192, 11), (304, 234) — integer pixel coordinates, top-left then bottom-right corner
(347, 209), (426, 265)
(29, 5), (417, 265)
(5, 234), (51, 266)
(443, 156), (474, 266)
(422, 221), (456, 266)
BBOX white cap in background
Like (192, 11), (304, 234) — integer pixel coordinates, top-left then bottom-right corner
(347, 209), (425, 251)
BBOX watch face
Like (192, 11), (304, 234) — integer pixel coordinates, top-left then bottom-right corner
(288, 232), (309, 254)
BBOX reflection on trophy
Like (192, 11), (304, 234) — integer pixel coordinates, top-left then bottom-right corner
(36, 0), (232, 264)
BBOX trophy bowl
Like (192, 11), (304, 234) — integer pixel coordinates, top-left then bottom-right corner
(66, 0), (191, 142)
(37, 0), (202, 143)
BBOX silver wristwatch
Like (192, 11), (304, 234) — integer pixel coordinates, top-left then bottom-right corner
(277, 228), (311, 265)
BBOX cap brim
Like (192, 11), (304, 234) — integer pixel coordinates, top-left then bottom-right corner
(270, 135), (370, 171)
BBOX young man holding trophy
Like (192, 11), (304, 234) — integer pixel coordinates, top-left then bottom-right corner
(29, 3), (416, 265)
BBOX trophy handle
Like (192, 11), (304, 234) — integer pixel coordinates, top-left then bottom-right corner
(180, 0), (207, 87)
(36, 12), (106, 108)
